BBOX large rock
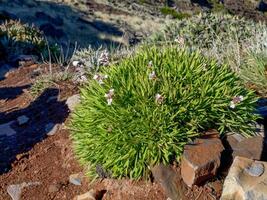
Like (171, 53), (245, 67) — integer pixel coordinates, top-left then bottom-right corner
(151, 164), (187, 200)
(221, 156), (267, 200)
(181, 136), (224, 187)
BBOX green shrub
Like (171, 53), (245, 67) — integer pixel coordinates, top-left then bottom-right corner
(160, 7), (190, 19)
(0, 20), (60, 62)
(0, 20), (46, 60)
(71, 46), (258, 179)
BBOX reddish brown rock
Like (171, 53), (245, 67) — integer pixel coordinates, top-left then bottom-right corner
(151, 164), (187, 200)
(225, 134), (267, 160)
(181, 137), (224, 187)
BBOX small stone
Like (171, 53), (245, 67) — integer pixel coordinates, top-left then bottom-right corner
(74, 189), (96, 200)
(66, 94), (80, 112)
(7, 184), (21, 200)
(7, 182), (40, 200)
(16, 153), (28, 161)
(181, 135), (224, 187)
(69, 173), (82, 186)
(221, 157), (267, 200)
(45, 123), (60, 136)
(48, 184), (60, 193)
(17, 115), (29, 125)
(245, 162), (265, 177)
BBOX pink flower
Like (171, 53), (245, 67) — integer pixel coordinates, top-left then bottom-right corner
(229, 95), (244, 109)
(174, 36), (185, 46)
(93, 74), (108, 84)
(98, 50), (109, 66)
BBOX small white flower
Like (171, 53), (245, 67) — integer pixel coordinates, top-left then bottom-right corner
(72, 61), (80, 67)
(105, 89), (114, 105)
(155, 93), (164, 104)
(93, 74), (100, 80)
(148, 60), (153, 68)
(229, 101), (236, 109)
(80, 75), (87, 82)
(109, 89), (114, 95)
(238, 95), (244, 102)
(107, 98), (113, 105)
(93, 74), (108, 85)
(149, 71), (157, 80)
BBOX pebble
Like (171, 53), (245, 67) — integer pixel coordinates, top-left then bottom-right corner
(48, 184), (60, 193)
(74, 189), (96, 200)
(17, 115), (29, 125)
(69, 173), (82, 186)
(7, 182), (41, 200)
(245, 162), (265, 177)
(45, 123), (60, 136)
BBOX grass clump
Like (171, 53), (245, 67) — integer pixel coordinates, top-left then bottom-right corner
(0, 20), (46, 60)
(241, 52), (267, 97)
(160, 7), (190, 19)
(71, 46), (258, 179)
(150, 13), (265, 49)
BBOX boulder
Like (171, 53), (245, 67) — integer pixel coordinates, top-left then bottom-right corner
(221, 156), (267, 200)
(181, 136), (224, 187)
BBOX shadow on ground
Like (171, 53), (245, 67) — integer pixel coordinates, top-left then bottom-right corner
(0, 88), (69, 174)
(0, 0), (124, 49)
(191, 0), (213, 9)
(0, 85), (31, 100)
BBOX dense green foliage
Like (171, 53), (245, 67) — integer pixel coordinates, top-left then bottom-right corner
(150, 13), (266, 49)
(71, 46), (258, 179)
